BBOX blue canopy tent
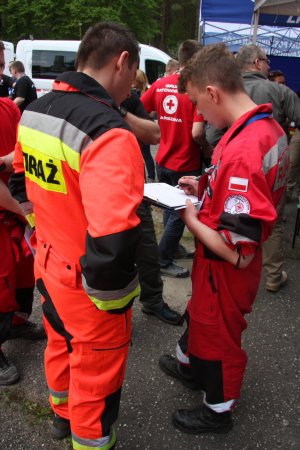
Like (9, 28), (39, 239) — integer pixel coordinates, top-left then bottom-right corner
(200, 1), (300, 91)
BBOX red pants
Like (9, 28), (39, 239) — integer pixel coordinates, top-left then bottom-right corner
(35, 239), (130, 450)
(0, 218), (34, 313)
(187, 244), (262, 403)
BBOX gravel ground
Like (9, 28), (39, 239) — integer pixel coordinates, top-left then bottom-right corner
(0, 197), (299, 450)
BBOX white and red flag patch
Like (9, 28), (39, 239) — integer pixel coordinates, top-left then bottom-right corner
(228, 177), (248, 193)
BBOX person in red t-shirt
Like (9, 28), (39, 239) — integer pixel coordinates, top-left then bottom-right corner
(141, 40), (208, 278)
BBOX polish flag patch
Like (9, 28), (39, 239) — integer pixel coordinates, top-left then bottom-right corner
(228, 177), (249, 192)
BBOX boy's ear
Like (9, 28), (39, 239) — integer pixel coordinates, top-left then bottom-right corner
(206, 85), (219, 103)
(116, 51), (129, 72)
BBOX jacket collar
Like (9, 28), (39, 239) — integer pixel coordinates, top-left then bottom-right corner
(219, 103), (273, 147)
(53, 71), (117, 109)
(242, 71), (268, 81)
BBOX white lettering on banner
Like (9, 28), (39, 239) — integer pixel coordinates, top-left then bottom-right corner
(287, 16), (300, 24)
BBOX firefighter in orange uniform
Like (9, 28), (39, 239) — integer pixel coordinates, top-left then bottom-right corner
(14, 22), (144, 449)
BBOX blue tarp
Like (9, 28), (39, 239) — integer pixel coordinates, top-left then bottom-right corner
(269, 55), (300, 92)
(201, 0), (300, 28)
(201, 0), (254, 24)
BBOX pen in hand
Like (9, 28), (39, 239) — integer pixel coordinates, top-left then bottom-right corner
(175, 175), (201, 189)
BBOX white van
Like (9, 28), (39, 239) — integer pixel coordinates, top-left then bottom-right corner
(2, 41), (14, 76)
(15, 40), (170, 96)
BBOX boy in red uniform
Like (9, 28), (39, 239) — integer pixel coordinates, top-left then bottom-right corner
(0, 97), (43, 385)
(159, 43), (289, 433)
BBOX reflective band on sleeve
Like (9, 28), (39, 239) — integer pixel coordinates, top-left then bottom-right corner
(88, 285), (140, 311)
(262, 135), (287, 174)
(72, 426), (116, 450)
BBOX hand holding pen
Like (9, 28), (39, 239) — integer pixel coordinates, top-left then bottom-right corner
(176, 175), (200, 196)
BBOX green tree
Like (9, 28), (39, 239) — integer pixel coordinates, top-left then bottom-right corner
(0, 0), (199, 52)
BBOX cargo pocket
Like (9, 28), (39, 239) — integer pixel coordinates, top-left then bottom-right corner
(74, 339), (129, 397)
(37, 278), (73, 352)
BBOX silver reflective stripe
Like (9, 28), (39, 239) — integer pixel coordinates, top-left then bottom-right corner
(21, 110), (93, 153)
(220, 230), (256, 245)
(82, 274), (139, 301)
(48, 387), (69, 398)
(262, 134), (288, 174)
(176, 343), (189, 365)
(72, 426), (116, 448)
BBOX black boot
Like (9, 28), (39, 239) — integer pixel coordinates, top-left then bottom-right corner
(172, 404), (233, 434)
(142, 302), (183, 325)
(51, 414), (71, 440)
(159, 355), (200, 390)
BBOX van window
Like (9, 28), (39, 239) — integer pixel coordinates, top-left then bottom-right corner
(32, 50), (76, 80)
(145, 59), (166, 84)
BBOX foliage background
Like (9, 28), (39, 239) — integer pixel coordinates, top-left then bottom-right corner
(0, 0), (200, 55)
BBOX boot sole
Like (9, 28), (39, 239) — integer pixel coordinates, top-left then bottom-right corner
(160, 271), (190, 278)
(172, 415), (233, 434)
(0, 372), (20, 386)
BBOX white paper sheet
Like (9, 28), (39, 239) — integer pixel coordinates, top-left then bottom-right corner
(144, 183), (200, 210)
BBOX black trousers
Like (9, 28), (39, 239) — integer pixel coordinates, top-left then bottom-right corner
(136, 201), (164, 307)
(0, 312), (14, 346)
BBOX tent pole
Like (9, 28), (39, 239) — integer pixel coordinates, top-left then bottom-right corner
(252, 10), (260, 44)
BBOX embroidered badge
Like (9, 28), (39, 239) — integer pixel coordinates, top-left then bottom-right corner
(224, 195), (250, 214)
(163, 95), (178, 114)
(228, 177), (249, 192)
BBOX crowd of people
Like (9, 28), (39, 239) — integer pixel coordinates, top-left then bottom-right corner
(0, 21), (298, 450)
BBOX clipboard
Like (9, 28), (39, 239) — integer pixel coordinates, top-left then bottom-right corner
(143, 182), (200, 210)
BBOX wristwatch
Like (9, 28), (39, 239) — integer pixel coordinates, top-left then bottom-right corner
(118, 105), (127, 117)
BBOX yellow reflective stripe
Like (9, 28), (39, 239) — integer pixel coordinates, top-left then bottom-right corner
(89, 285), (140, 311)
(25, 212), (35, 228)
(51, 395), (68, 405)
(72, 428), (116, 450)
(19, 125), (80, 172)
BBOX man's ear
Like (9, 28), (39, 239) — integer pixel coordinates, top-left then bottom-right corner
(206, 85), (219, 103)
(116, 51), (129, 73)
(253, 58), (260, 71)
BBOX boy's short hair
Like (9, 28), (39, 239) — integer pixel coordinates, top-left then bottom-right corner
(178, 43), (245, 94)
(178, 40), (202, 67)
(165, 58), (179, 73)
(76, 21), (139, 71)
(10, 60), (25, 73)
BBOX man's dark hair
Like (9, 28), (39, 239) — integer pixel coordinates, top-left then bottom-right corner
(76, 21), (139, 71)
(10, 60), (25, 73)
(0, 41), (5, 51)
(178, 43), (245, 94)
(178, 40), (202, 67)
(268, 69), (284, 81)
